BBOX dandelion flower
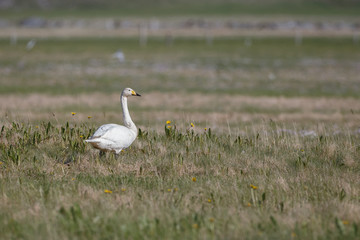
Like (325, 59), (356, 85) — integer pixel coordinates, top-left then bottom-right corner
(192, 223), (198, 229)
(192, 177), (197, 182)
(167, 189), (172, 192)
(250, 184), (258, 190)
(121, 188), (126, 192)
(207, 199), (212, 203)
(204, 128), (207, 131)
(190, 123), (195, 128)
(71, 112), (76, 116)
(173, 188), (178, 192)
(71, 178), (75, 181)
(0, 161), (3, 165)
(167, 125), (171, 129)
(166, 120), (171, 124)
(247, 202), (252, 207)
(80, 135), (84, 138)
(104, 189), (112, 194)
(88, 116), (92, 119)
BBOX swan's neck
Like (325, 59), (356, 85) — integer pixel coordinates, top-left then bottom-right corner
(121, 95), (137, 134)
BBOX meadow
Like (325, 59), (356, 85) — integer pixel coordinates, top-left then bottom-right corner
(2, 0), (360, 18)
(1, 13), (360, 239)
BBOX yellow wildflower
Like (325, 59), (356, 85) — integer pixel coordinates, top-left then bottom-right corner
(166, 120), (171, 124)
(88, 116), (92, 119)
(71, 178), (75, 181)
(121, 188), (126, 192)
(207, 199), (212, 203)
(192, 223), (198, 229)
(80, 135), (83, 138)
(71, 112), (76, 116)
(190, 122), (195, 127)
(209, 218), (215, 222)
(173, 188), (178, 192)
(250, 184), (258, 190)
(167, 125), (171, 129)
(104, 189), (112, 194)
(247, 202), (252, 207)
(342, 220), (349, 225)
(204, 128), (207, 131)
(192, 177), (197, 182)
(167, 189), (172, 192)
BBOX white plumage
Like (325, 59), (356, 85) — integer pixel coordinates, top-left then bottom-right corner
(112, 49), (125, 63)
(26, 39), (36, 50)
(85, 88), (141, 154)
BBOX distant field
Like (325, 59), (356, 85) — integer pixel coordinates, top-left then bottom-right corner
(1, 10), (360, 239)
(1, 37), (359, 95)
(2, 0), (360, 18)
(1, 36), (360, 130)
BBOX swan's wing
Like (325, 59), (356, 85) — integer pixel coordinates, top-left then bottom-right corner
(89, 124), (119, 139)
(87, 124), (136, 149)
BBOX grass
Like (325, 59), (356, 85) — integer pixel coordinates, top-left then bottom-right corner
(1, 10), (360, 238)
(2, 0), (360, 18)
(0, 121), (359, 239)
(1, 37), (359, 97)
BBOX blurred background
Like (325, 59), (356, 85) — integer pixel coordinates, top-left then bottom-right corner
(0, 0), (360, 132)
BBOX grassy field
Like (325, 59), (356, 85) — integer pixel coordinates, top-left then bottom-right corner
(1, 13), (360, 239)
(2, 0), (360, 18)
(1, 120), (360, 239)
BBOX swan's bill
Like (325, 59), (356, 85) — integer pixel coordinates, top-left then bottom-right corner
(131, 90), (141, 97)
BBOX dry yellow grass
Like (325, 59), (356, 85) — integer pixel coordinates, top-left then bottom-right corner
(1, 93), (359, 131)
(1, 27), (358, 39)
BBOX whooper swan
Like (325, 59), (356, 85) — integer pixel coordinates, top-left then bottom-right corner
(85, 87), (141, 154)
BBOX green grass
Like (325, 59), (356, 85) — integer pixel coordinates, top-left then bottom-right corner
(0, 121), (359, 239)
(1, 36), (359, 97)
(2, 0), (360, 18)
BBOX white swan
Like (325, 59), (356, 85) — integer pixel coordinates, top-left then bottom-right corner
(85, 88), (141, 154)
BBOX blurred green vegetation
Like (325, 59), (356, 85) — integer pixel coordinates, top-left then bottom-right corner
(2, 0), (360, 18)
(1, 36), (359, 97)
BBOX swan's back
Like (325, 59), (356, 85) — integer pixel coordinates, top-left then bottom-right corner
(90, 124), (120, 138)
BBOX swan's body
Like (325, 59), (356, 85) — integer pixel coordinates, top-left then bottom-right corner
(85, 88), (141, 154)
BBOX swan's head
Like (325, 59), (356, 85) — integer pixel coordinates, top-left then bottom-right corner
(122, 88), (141, 97)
